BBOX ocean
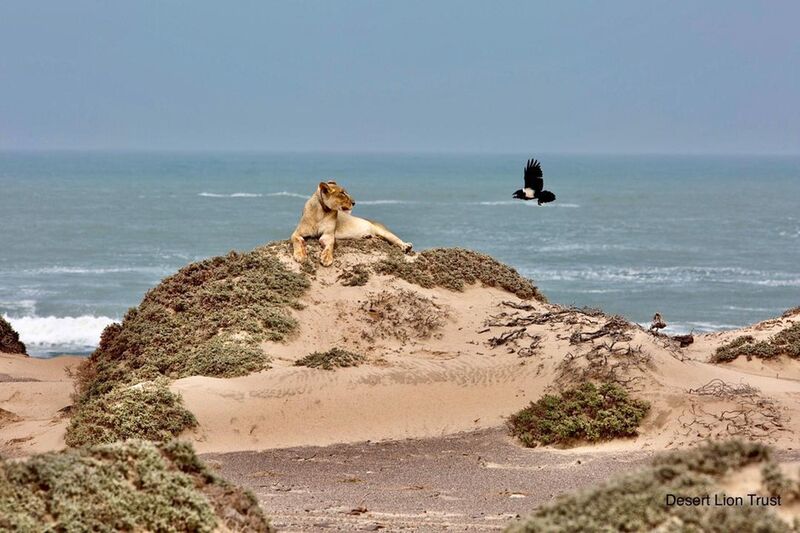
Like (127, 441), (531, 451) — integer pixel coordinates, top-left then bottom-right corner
(1, 152), (798, 356)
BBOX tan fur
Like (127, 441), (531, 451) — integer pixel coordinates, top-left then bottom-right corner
(291, 182), (413, 266)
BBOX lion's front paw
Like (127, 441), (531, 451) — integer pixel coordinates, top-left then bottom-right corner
(293, 248), (308, 263)
(320, 249), (334, 267)
(402, 242), (413, 253)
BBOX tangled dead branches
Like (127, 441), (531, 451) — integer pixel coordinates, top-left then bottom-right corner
(679, 379), (788, 442)
(486, 303), (606, 329)
(487, 328), (542, 357)
(687, 379), (760, 399)
(569, 316), (633, 344)
(488, 327), (528, 347)
(500, 301), (536, 312)
(518, 335), (542, 358)
(556, 344), (651, 390)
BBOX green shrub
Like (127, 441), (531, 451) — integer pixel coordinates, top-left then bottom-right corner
(0, 316), (26, 355)
(190, 334), (270, 377)
(712, 323), (800, 363)
(650, 439), (770, 477)
(338, 264), (371, 286)
(65, 380), (197, 447)
(77, 248), (307, 398)
(762, 462), (794, 498)
(507, 382), (650, 447)
(506, 440), (785, 533)
(783, 306), (800, 318)
(67, 246), (309, 445)
(772, 322), (800, 358)
(0, 440), (273, 532)
(295, 348), (365, 370)
(375, 248), (545, 301)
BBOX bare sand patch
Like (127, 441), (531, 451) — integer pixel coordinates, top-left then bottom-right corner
(0, 353), (80, 457)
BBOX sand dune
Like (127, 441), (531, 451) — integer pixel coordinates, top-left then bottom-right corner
(3, 245), (800, 532)
(3, 246), (799, 463)
(171, 256), (800, 454)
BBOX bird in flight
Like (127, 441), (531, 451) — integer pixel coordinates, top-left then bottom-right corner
(512, 158), (556, 205)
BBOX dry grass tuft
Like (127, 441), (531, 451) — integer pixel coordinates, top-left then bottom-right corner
(338, 264), (371, 286)
(295, 348), (366, 370)
(782, 306), (800, 318)
(360, 289), (447, 342)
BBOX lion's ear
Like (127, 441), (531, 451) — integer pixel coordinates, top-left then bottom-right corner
(318, 182), (331, 195)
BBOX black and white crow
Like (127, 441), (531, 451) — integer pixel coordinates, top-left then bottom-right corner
(512, 159), (556, 205)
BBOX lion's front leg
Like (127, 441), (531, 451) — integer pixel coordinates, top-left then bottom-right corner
(291, 230), (308, 263)
(319, 232), (335, 266)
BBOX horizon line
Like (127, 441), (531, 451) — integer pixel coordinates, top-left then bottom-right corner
(2, 148), (800, 158)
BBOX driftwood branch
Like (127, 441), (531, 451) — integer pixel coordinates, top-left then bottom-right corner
(488, 328), (528, 348)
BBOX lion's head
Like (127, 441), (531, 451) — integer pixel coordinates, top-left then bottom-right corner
(318, 181), (355, 212)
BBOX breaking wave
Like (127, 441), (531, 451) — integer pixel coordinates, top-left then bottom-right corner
(265, 191), (307, 199)
(198, 192), (263, 198)
(524, 266), (800, 287)
(3, 314), (117, 356)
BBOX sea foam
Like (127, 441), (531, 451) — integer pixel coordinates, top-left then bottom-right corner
(23, 266), (172, 276)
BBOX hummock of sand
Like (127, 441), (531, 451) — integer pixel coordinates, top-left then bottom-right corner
(2, 242), (800, 459)
(172, 262), (800, 453)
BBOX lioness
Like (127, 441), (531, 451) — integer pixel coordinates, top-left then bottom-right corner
(291, 181), (413, 266)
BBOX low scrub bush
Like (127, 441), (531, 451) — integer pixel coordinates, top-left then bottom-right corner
(712, 323), (800, 363)
(0, 439), (273, 532)
(338, 264), (371, 286)
(506, 440), (786, 533)
(68, 246), (309, 445)
(65, 380), (197, 447)
(376, 248), (546, 302)
(507, 382), (650, 447)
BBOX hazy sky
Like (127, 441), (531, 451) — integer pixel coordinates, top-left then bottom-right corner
(1, 1), (798, 154)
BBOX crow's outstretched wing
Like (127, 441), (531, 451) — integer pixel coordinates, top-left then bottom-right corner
(523, 159), (544, 193)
